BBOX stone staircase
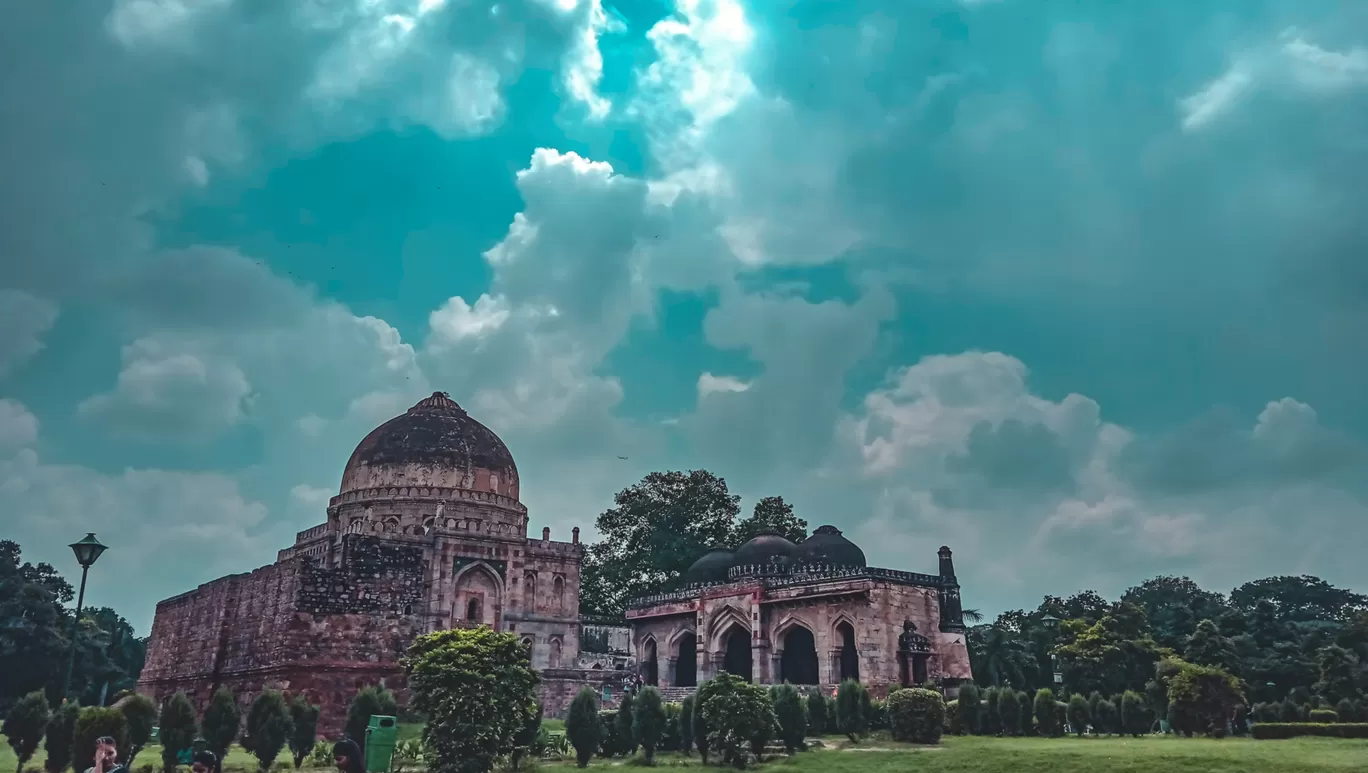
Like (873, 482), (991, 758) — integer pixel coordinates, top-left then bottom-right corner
(657, 687), (697, 703)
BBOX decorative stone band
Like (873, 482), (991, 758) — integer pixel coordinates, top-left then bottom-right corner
(625, 565), (951, 609)
(329, 485), (526, 513)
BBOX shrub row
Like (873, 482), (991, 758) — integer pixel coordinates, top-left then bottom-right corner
(1251, 723), (1368, 740)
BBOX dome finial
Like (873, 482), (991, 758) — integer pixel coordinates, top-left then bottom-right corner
(409, 391), (465, 415)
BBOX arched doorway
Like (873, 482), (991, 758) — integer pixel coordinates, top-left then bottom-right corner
(454, 564), (501, 629)
(780, 626), (819, 685)
(836, 621), (860, 682)
(675, 632), (697, 687)
(722, 626), (752, 681)
(643, 639), (659, 686)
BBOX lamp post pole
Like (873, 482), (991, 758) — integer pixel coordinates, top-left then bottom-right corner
(61, 533), (108, 704)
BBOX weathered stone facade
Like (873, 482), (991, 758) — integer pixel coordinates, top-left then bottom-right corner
(625, 536), (973, 697)
(139, 394), (622, 733)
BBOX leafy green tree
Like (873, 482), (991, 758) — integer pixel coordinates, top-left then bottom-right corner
(998, 689), (1020, 736)
(510, 702), (542, 770)
(804, 690), (827, 737)
(834, 681), (866, 742)
(1054, 603), (1167, 697)
(769, 685), (805, 753)
(580, 471), (740, 617)
(1066, 694), (1089, 736)
(1185, 620), (1239, 673)
(730, 497), (807, 546)
(1032, 689), (1055, 737)
(632, 687), (665, 763)
(955, 684), (980, 735)
(677, 695), (694, 756)
(116, 695), (156, 768)
(201, 688), (240, 769)
(43, 700), (79, 773)
(886, 688), (943, 744)
(0, 543), (73, 708)
(344, 686), (397, 754)
(1312, 645), (1361, 704)
(697, 674), (776, 770)
(287, 694), (320, 768)
(404, 628), (539, 773)
(1230, 576), (1367, 623)
(1094, 699), (1118, 736)
(1120, 691), (1151, 737)
(615, 691), (635, 756)
(1121, 577), (1229, 652)
(3, 691), (50, 773)
(1167, 662), (1244, 737)
(158, 693), (197, 773)
(73, 708), (128, 773)
(242, 691), (292, 773)
(565, 688), (600, 768)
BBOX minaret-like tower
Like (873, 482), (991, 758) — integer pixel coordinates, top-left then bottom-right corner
(937, 545), (966, 633)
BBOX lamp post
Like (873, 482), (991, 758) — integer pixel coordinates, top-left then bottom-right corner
(1041, 615), (1063, 688)
(61, 533), (108, 703)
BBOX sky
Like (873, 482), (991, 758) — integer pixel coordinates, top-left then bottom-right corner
(3, 0), (1368, 635)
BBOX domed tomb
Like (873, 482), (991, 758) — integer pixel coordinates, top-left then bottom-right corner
(684, 547), (734, 584)
(733, 531), (798, 567)
(796, 525), (866, 567)
(339, 392), (520, 499)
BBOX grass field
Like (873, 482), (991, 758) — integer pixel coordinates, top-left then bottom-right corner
(8, 731), (1367, 773)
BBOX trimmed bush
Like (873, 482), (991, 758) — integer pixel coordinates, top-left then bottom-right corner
(770, 685), (806, 753)
(345, 686), (397, 754)
(633, 687), (666, 763)
(1308, 709), (1339, 723)
(1252, 723), (1368, 739)
(565, 688), (600, 768)
(1032, 689), (1055, 737)
(597, 711), (621, 758)
(804, 690), (827, 737)
(1066, 694), (1089, 736)
(157, 693), (197, 773)
(678, 695), (695, 756)
(73, 708), (128, 773)
(116, 695), (156, 769)
(44, 701), (79, 773)
(616, 692), (635, 756)
(1094, 699), (1118, 736)
(886, 688), (944, 745)
(4, 691), (50, 773)
(1336, 698), (1359, 723)
(691, 686), (709, 765)
(242, 690), (292, 773)
(999, 690), (1020, 737)
(835, 681), (866, 742)
(697, 673), (777, 769)
(944, 701), (959, 735)
(202, 688), (240, 770)
(1121, 691), (1151, 737)
(1052, 701), (1067, 738)
(982, 688), (1001, 737)
(1017, 691), (1033, 737)
(956, 684), (981, 736)
(287, 694), (320, 769)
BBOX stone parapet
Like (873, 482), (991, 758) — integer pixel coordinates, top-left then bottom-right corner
(330, 485), (526, 514)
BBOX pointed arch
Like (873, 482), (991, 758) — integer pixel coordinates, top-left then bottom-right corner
(772, 613), (815, 640)
(829, 612), (859, 640)
(667, 626), (698, 650)
(707, 605), (751, 651)
(452, 561), (504, 628)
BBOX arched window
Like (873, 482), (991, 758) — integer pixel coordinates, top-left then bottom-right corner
(524, 572), (537, 611)
(553, 576), (566, 614)
(467, 597), (482, 623)
(550, 639), (562, 669)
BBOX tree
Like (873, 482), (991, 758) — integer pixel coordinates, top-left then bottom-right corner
(404, 628), (540, 773)
(886, 689), (943, 744)
(287, 694), (320, 769)
(691, 684), (710, 765)
(1312, 645), (1361, 704)
(633, 687), (665, 763)
(1185, 619), (1239, 673)
(510, 702), (542, 770)
(804, 689), (827, 737)
(955, 684), (980, 736)
(43, 700), (78, 773)
(677, 695), (695, 756)
(999, 689), (1020, 736)
(202, 688), (240, 769)
(615, 691), (635, 756)
(834, 681), (866, 742)
(3, 691), (49, 773)
(565, 688), (600, 768)
(1230, 576), (1367, 624)
(1066, 694), (1089, 736)
(0, 543), (73, 709)
(241, 691), (292, 772)
(344, 686), (397, 754)
(697, 674), (776, 770)
(769, 685), (806, 753)
(1122, 577), (1229, 651)
(1167, 662), (1244, 737)
(116, 695), (156, 768)
(580, 471), (740, 617)
(1053, 603), (1168, 697)
(73, 708), (127, 773)
(1032, 689), (1055, 737)
(1120, 691), (1151, 737)
(158, 693), (197, 773)
(730, 497), (806, 546)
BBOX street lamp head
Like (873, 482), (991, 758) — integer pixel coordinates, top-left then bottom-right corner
(1041, 614), (1060, 626)
(69, 533), (107, 569)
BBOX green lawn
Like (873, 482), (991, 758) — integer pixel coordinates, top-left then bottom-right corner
(9, 732), (1366, 773)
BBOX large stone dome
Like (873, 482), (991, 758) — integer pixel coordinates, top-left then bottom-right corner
(796, 525), (866, 567)
(733, 531), (798, 566)
(684, 547), (734, 584)
(339, 392), (520, 499)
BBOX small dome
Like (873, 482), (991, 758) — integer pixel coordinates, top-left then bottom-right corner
(684, 547), (734, 584)
(797, 525), (866, 567)
(733, 531), (798, 566)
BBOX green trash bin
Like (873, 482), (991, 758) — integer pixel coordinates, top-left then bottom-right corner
(364, 715), (398, 773)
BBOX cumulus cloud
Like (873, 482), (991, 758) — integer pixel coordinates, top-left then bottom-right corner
(0, 399), (39, 451)
(0, 290), (58, 376)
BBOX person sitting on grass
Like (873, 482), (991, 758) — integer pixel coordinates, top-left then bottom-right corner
(86, 736), (129, 773)
(333, 739), (365, 773)
(190, 750), (218, 773)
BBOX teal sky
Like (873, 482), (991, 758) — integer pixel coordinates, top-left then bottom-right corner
(4, 0), (1368, 633)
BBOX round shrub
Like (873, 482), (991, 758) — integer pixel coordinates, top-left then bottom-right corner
(1309, 709), (1339, 723)
(887, 688), (944, 745)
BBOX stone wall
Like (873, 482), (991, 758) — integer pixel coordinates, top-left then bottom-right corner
(538, 669), (632, 717)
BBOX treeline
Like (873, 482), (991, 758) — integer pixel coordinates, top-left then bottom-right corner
(966, 574), (1368, 709)
(0, 541), (145, 713)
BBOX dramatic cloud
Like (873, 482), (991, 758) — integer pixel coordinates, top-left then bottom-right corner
(0, 290), (58, 376)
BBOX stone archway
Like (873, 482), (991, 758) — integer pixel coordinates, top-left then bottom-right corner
(674, 631), (697, 687)
(722, 626), (752, 681)
(642, 638), (659, 686)
(835, 621), (860, 682)
(780, 625), (819, 685)
(454, 563), (502, 628)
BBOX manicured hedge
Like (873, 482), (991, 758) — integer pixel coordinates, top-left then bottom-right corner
(1252, 722), (1368, 739)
